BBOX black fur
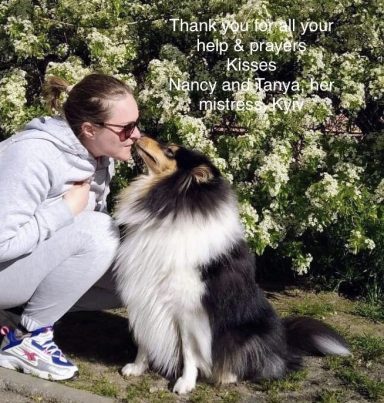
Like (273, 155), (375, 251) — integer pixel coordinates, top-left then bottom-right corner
(141, 147), (231, 219)
(131, 140), (350, 383)
(169, 146), (350, 380)
(201, 240), (302, 380)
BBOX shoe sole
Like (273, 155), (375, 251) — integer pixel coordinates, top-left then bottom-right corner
(0, 354), (78, 381)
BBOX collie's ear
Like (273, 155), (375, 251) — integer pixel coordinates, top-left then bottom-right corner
(191, 164), (214, 183)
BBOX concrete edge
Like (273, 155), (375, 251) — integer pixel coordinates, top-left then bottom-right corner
(0, 367), (116, 403)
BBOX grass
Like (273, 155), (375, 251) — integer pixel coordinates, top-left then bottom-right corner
(315, 389), (348, 403)
(93, 377), (119, 398)
(188, 384), (240, 403)
(353, 300), (384, 322)
(350, 334), (384, 362)
(124, 376), (175, 402)
(52, 291), (383, 402)
(325, 332), (384, 401)
(62, 363), (120, 398)
(257, 370), (308, 393)
(336, 367), (384, 401)
(283, 296), (338, 319)
(251, 370), (308, 403)
(123, 378), (241, 403)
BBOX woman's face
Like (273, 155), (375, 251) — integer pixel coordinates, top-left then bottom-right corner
(81, 93), (141, 161)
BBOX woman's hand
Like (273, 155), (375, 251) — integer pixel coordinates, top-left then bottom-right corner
(63, 181), (91, 216)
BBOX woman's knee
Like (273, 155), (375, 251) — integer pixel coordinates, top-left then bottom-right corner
(74, 211), (120, 255)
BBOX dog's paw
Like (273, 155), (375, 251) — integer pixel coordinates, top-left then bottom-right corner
(173, 376), (196, 394)
(219, 372), (238, 384)
(121, 363), (147, 377)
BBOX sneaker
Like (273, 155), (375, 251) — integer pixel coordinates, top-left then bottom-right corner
(0, 326), (78, 381)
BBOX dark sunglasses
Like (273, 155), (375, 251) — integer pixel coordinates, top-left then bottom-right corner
(96, 119), (140, 139)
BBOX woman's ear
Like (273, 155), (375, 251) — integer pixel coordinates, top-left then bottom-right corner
(80, 122), (96, 139)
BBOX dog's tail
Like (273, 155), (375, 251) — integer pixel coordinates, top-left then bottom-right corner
(283, 316), (351, 357)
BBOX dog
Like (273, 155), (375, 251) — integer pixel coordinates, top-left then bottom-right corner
(113, 136), (350, 394)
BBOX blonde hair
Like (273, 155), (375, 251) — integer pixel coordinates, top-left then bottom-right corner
(42, 73), (133, 136)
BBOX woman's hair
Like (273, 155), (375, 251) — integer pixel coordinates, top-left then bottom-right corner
(43, 73), (133, 136)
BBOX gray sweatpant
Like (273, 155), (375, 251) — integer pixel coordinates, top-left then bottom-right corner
(0, 211), (122, 331)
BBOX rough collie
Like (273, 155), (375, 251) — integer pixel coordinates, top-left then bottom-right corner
(114, 136), (350, 394)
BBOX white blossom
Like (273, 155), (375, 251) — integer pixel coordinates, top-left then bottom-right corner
(0, 69), (28, 132)
(256, 140), (292, 197)
(239, 200), (259, 240)
(292, 253), (313, 275)
(45, 57), (92, 83)
(139, 59), (190, 123)
(175, 115), (229, 176)
(85, 26), (136, 72)
(374, 179), (384, 203)
(5, 16), (46, 59)
(346, 229), (376, 254)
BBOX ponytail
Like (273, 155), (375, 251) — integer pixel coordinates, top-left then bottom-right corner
(42, 76), (72, 112)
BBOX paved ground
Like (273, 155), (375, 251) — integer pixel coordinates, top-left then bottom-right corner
(0, 367), (115, 403)
(0, 310), (116, 402)
(0, 390), (31, 403)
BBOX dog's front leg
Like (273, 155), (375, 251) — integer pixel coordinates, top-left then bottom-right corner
(121, 344), (149, 377)
(173, 326), (198, 394)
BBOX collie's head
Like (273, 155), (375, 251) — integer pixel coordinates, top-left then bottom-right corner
(135, 136), (220, 181)
(118, 136), (233, 221)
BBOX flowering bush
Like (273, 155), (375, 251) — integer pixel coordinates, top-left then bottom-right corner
(0, 0), (382, 299)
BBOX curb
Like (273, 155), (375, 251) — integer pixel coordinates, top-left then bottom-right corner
(0, 367), (115, 402)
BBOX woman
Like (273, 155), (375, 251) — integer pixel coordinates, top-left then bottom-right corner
(0, 73), (141, 380)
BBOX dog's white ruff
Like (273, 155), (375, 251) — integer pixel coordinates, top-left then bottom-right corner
(115, 174), (244, 380)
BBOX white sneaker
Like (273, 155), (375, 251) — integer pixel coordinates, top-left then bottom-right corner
(0, 326), (78, 381)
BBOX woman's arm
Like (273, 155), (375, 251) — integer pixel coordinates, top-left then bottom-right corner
(0, 140), (74, 262)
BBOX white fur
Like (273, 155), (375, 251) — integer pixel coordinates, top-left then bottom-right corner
(121, 345), (149, 377)
(219, 373), (238, 384)
(313, 336), (351, 356)
(114, 174), (243, 380)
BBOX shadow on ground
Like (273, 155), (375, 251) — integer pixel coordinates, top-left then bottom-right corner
(51, 293), (384, 402)
(55, 310), (137, 367)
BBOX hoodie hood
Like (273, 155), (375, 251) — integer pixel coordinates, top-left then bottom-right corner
(0, 115), (114, 215)
(4, 116), (94, 160)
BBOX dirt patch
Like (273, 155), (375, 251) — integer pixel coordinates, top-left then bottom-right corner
(55, 290), (384, 402)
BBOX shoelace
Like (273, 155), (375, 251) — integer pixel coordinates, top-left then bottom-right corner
(33, 328), (63, 358)
(1, 325), (65, 358)
(41, 338), (64, 357)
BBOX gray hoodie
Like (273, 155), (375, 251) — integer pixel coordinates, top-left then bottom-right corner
(0, 116), (114, 262)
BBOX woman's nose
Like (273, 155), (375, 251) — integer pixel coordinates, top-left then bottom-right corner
(130, 126), (142, 140)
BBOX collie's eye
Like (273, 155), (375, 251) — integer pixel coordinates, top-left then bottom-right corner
(164, 147), (175, 159)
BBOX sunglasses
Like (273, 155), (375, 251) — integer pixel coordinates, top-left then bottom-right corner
(96, 119), (140, 139)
